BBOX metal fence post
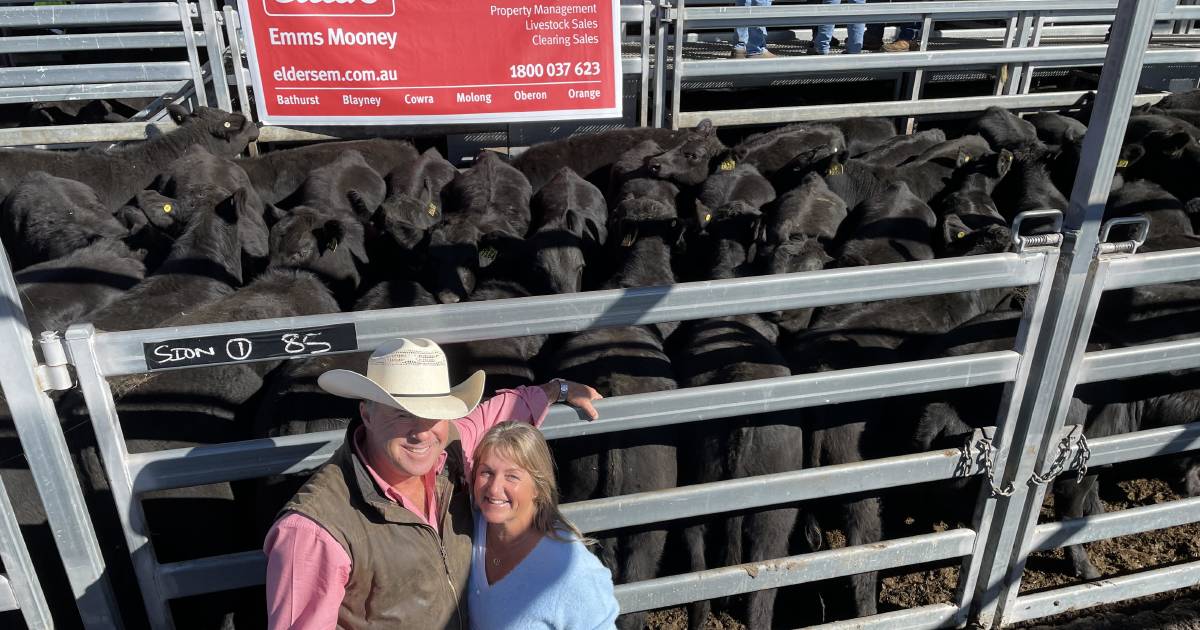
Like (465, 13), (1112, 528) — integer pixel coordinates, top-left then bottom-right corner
(0, 248), (123, 629)
(964, 1), (1159, 627)
(0, 471), (53, 629)
(63, 325), (175, 630)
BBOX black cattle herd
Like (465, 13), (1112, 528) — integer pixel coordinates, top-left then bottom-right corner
(4, 91), (1200, 629)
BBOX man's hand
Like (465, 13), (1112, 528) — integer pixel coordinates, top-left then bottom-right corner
(542, 380), (603, 420)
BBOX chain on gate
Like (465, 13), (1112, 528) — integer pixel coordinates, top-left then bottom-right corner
(958, 425), (1092, 498)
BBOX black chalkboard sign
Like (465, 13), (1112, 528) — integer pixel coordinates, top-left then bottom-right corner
(143, 323), (358, 370)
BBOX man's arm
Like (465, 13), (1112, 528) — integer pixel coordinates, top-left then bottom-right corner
(264, 513), (351, 630)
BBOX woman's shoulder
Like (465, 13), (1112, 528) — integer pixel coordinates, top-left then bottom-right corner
(542, 534), (612, 579)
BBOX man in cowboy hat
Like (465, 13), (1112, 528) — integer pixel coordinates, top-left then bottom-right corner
(264, 338), (601, 629)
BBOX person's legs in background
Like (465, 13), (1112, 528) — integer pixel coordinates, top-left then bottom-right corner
(844, 0), (866, 53)
(732, 0), (774, 58)
(882, 21), (920, 52)
(814, 0), (864, 55)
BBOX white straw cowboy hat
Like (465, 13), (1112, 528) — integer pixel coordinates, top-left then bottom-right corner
(318, 338), (485, 420)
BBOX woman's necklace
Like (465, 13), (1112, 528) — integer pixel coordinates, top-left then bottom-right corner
(488, 527), (539, 568)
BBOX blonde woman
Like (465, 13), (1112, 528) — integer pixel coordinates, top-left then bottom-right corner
(469, 422), (619, 629)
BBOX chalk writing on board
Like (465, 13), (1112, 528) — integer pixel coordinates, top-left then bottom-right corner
(143, 323), (357, 370)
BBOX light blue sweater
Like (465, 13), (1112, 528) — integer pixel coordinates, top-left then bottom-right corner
(469, 513), (619, 630)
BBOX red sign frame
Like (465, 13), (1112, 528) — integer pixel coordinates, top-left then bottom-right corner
(236, 0), (623, 125)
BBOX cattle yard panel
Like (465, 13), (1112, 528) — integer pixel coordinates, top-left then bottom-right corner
(0, 0), (232, 146)
(994, 243), (1200, 626)
(0, 251), (123, 627)
(0, 470), (53, 629)
(660, 0), (1197, 129)
(60, 232), (1060, 630)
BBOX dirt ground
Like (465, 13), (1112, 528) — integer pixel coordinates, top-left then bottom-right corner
(644, 466), (1200, 629)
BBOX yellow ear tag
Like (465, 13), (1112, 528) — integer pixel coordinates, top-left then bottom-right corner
(719, 158), (736, 171)
(223, 121), (231, 128)
(162, 203), (173, 214)
(330, 239), (339, 252)
(426, 202), (438, 217)
(1117, 159), (1130, 168)
(957, 231), (967, 240)
(478, 246), (498, 268)
(962, 155), (971, 163)
(703, 213), (712, 223)
(620, 232), (636, 247)
(826, 164), (844, 176)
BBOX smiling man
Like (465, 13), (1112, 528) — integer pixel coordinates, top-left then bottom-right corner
(264, 337), (601, 630)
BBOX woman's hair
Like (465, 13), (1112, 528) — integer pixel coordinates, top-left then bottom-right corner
(473, 421), (592, 544)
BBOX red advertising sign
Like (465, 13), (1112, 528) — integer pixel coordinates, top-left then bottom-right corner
(236, 0), (623, 124)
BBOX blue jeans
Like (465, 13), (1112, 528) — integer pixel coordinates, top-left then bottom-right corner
(866, 21), (920, 43)
(734, 0), (771, 55)
(814, 0), (865, 54)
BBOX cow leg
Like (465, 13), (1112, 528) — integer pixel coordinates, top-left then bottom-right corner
(843, 496), (882, 618)
(742, 506), (799, 630)
(1054, 475), (1102, 580)
(684, 521), (711, 630)
(615, 527), (668, 630)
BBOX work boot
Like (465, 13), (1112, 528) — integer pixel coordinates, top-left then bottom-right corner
(882, 39), (912, 52)
(748, 49), (777, 59)
(731, 46), (747, 59)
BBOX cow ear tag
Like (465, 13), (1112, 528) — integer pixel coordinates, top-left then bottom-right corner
(1117, 159), (1130, 168)
(620, 228), (637, 247)
(223, 121), (232, 128)
(719, 158), (737, 171)
(827, 163), (844, 176)
(478, 246), (498, 267)
(957, 231), (967, 240)
(426, 202), (438, 217)
(704, 213), (712, 224)
(162, 203), (173, 214)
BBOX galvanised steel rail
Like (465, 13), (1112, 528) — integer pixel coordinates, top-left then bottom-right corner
(659, 0), (1195, 129)
(62, 231), (1060, 629)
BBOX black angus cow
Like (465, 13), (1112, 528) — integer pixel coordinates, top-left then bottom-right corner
(427, 151), (533, 304)
(0, 106), (259, 209)
(854, 129), (947, 168)
(0, 172), (129, 270)
(527, 167), (609, 294)
(236, 138), (420, 206)
(670, 199), (811, 630)
(84, 188), (256, 332)
(512, 126), (688, 193)
(371, 147), (458, 272)
(550, 195), (683, 630)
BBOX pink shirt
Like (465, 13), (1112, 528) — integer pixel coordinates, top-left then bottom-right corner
(264, 386), (550, 630)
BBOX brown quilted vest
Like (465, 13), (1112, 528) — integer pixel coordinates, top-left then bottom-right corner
(282, 422), (473, 630)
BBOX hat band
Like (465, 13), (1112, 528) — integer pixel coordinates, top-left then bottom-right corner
(388, 391), (452, 398)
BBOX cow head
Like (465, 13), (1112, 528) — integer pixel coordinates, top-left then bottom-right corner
(645, 119), (724, 186)
(167, 105), (260, 157)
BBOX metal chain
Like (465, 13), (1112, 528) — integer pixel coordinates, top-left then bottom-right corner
(963, 431), (1016, 497)
(1029, 425), (1091, 486)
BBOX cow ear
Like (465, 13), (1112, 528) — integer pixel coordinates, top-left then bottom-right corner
(615, 219), (639, 247)
(315, 219), (346, 255)
(1118, 143), (1145, 169)
(695, 199), (713, 229)
(166, 104), (189, 125)
(1064, 126), (1086, 145)
(347, 189), (374, 223)
(215, 190), (242, 225)
(942, 214), (972, 245)
(265, 203), (287, 226)
(996, 149), (1014, 178)
(584, 217), (606, 245)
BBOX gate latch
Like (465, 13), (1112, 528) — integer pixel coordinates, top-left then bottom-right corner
(1096, 216), (1149, 257)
